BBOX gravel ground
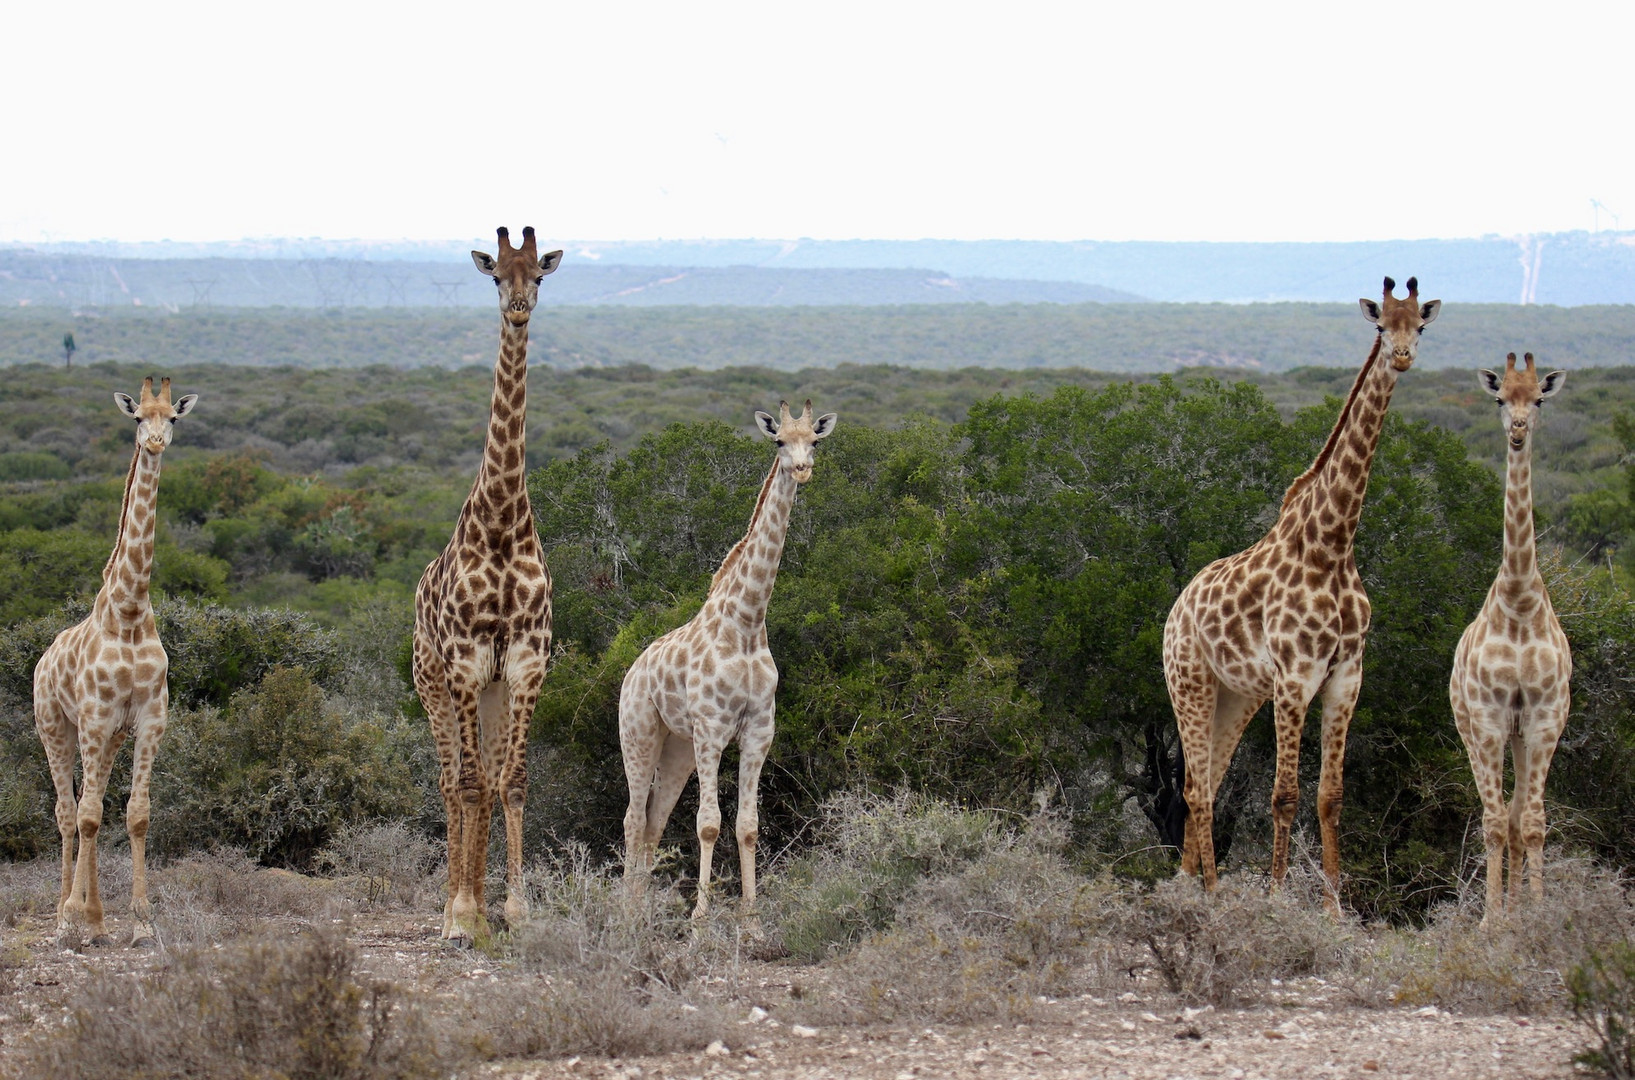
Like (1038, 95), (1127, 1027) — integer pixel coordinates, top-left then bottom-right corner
(0, 907), (1586, 1080)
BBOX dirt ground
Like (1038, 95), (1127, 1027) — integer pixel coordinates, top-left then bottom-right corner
(0, 907), (1585, 1080)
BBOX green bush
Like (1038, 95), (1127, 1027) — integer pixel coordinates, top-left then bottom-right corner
(152, 666), (422, 867)
(0, 450), (69, 481)
(1570, 942), (1635, 1079)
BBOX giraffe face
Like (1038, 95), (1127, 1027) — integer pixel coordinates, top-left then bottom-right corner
(113, 377), (197, 455)
(754, 400), (837, 484)
(1358, 275), (1441, 372)
(471, 226), (564, 327)
(1478, 354), (1564, 450)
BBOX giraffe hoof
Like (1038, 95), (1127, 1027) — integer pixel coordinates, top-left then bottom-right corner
(130, 921), (156, 947)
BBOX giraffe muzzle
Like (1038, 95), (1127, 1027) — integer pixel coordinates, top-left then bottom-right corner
(1390, 351), (1414, 372)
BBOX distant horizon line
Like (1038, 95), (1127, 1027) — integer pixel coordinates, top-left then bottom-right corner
(5, 230), (1634, 250)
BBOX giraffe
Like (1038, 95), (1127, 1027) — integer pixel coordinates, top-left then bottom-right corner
(619, 399), (836, 922)
(1162, 276), (1440, 912)
(413, 226), (563, 941)
(34, 376), (198, 946)
(1450, 352), (1570, 926)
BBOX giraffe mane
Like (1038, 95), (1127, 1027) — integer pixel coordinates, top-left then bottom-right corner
(103, 446), (141, 582)
(706, 455), (780, 598)
(1279, 335), (1383, 513)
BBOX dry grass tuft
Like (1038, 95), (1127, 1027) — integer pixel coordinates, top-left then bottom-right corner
(317, 820), (442, 909)
(0, 857), (59, 928)
(454, 841), (730, 1060)
(768, 790), (1015, 961)
(152, 847), (341, 947)
(1104, 867), (1354, 1006)
(1368, 855), (1635, 1013)
(786, 804), (1112, 1024)
(15, 925), (448, 1080)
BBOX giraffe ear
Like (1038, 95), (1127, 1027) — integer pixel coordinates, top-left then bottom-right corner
(811, 413), (838, 439)
(1358, 298), (1381, 324)
(1477, 369), (1503, 397)
(754, 411), (779, 439)
(538, 250), (564, 276)
(471, 250), (498, 277)
(1419, 299), (1442, 325)
(114, 393), (140, 419)
(172, 393), (199, 418)
(1538, 370), (1566, 399)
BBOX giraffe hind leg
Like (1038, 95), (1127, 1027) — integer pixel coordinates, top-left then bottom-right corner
(1168, 660), (1220, 889)
(619, 680), (667, 892)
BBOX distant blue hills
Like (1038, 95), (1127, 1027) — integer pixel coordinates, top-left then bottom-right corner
(3, 232), (1632, 307)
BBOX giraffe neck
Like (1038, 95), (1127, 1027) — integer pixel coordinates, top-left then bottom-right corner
(1282, 338), (1396, 554)
(1497, 437), (1540, 596)
(463, 315), (533, 526)
(705, 457), (798, 630)
(97, 445), (161, 621)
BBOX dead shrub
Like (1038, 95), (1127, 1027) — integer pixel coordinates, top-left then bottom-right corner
(1371, 855), (1635, 1013)
(15, 926), (448, 1080)
(152, 847), (340, 947)
(460, 973), (723, 1062)
(1105, 867), (1355, 1006)
(0, 857), (59, 928)
(317, 820), (441, 908)
(792, 810), (1112, 1024)
(768, 790), (1013, 960)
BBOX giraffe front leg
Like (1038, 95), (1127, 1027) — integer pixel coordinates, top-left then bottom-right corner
(443, 675), (490, 943)
(691, 734), (728, 922)
(1315, 659), (1363, 916)
(1455, 702), (1509, 928)
(125, 702), (167, 945)
(67, 717), (122, 945)
(1518, 718), (1565, 906)
(1268, 684), (1312, 889)
(497, 654), (547, 929)
(1506, 733), (1527, 909)
(735, 709), (774, 937)
(36, 704), (79, 933)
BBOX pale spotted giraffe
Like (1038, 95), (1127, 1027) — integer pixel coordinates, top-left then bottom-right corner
(34, 376), (198, 946)
(620, 400), (836, 921)
(413, 226), (562, 941)
(1163, 276), (1440, 912)
(1450, 352), (1570, 926)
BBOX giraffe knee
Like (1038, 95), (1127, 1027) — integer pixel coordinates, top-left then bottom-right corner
(699, 822), (720, 844)
(505, 785), (526, 812)
(737, 822), (758, 851)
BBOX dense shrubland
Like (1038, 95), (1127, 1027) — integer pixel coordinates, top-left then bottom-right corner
(0, 366), (1632, 926)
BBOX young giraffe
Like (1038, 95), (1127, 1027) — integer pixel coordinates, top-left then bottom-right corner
(1450, 352), (1570, 926)
(619, 400), (836, 921)
(1163, 276), (1441, 912)
(34, 377), (198, 946)
(414, 226), (563, 941)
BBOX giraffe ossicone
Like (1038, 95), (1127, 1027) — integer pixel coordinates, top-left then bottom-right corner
(1163, 276), (1439, 913)
(619, 399), (837, 924)
(34, 376), (198, 947)
(414, 226), (562, 942)
(1451, 351), (1570, 927)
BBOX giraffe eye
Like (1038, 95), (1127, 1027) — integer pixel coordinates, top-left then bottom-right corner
(775, 440), (784, 448)
(534, 277), (544, 285)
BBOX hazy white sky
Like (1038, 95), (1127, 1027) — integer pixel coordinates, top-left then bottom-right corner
(3, 1), (1630, 244)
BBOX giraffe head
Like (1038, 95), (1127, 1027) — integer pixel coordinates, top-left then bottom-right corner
(754, 399), (837, 483)
(113, 376), (198, 455)
(1358, 275), (1441, 372)
(471, 226), (564, 327)
(1478, 352), (1565, 451)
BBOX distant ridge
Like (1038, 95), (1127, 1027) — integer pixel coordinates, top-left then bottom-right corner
(5, 231), (1634, 306)
(0, 252), (1142, 309)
